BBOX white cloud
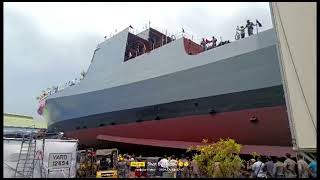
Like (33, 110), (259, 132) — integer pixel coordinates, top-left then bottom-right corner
(4, 2), (273, 117)
(4, 2), (271, 39)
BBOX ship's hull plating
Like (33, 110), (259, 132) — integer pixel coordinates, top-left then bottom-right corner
(45, 28), (292, 148)
(63, 105), (291, 147)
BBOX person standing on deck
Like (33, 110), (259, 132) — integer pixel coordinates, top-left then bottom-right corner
(212, 36), (217, 48)
(128, 51), (133, 59)
(201, 38), (207, 51)
(245, 20), (256, 36)
(237, 26), (246, 38)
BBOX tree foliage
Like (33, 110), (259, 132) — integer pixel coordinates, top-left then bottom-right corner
(250, 151), (260, 159)
(188, 138), (243, 178)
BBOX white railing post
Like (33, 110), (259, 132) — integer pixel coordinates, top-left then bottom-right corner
(161, 35), (164, 46)
(165, 30), (168, 44)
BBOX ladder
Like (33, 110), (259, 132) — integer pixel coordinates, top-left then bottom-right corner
(14, 132), (36, 178)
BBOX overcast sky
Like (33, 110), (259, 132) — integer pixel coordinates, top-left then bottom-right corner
(4, 2), (273, 118)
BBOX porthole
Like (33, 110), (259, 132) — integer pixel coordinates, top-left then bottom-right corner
(209, 109), (216, 114)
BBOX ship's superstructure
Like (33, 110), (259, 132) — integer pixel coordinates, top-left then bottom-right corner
(42, 26), (293, 155)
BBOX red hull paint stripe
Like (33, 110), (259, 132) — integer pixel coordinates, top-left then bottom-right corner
(65, 105), (292, 147)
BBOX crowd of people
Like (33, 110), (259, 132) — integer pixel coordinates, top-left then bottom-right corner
(200, 36), (231, 51)
(236, 19), (263, 40)
(241, 153), (317, 178)
(199, 19), (261, 52)
(114, 152), (317, 178)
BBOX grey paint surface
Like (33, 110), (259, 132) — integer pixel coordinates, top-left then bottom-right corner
(47, 28), (277, 98)
(45, 43), (282, 126)
(136, 29), (150, 40)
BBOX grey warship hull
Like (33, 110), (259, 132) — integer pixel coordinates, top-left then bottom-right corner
(43, 28), (292, 153)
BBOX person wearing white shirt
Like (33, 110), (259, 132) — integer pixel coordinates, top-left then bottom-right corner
(158, 156), (169, 169)
(159, 156), (171, 178)
(297, 155), (310, 178)
(169, 155), (178, 178)
(252, 156), (267, 178)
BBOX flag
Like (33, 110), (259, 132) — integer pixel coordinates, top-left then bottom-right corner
(256, 20), (262, 27)
(182, 28), (185, 33)
(37, 100), (46, 115)
(129, 25), (133, 29)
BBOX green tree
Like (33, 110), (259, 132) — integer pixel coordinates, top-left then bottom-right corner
(188, 138), (243, 178)
(251, 152), (260, 159)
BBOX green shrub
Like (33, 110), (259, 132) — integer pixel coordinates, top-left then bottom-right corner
(188, 138), (243, 178)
